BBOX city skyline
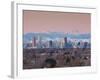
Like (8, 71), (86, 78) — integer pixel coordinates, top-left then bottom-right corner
(23, 10), (91, 34)
(23, 32), (91, 49)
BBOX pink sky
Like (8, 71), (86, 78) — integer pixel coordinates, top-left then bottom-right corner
(23, 10), (91, 34)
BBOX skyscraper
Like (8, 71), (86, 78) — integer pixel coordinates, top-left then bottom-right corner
(49, 40), (53, 48)
(64, 37), (67, 48)
(60, 38), (64, 48)
(37, 35), (43, 48)
(32, 36), (37, 48)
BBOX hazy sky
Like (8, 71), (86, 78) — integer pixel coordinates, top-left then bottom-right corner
(23, 10), (91, 34)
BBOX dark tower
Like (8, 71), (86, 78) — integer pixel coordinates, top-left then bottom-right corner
(32, 36), (36, 47)
(64, 37), (67, 47)
(49, 40), (53, 48)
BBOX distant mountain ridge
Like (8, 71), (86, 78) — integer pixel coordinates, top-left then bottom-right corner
(23, 32), (91, 43)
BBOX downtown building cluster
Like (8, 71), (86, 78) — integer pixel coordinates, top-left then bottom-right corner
(23, 35), (90, 49)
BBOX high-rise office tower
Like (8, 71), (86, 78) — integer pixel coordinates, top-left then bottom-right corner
(59, 38), (64, 48)
(64, 37), (67, 48)
(64, 37), (67, 43)
(32, 36), (37, 48)
(37, 35), (43, 48)
(49, 40), (53, 48)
